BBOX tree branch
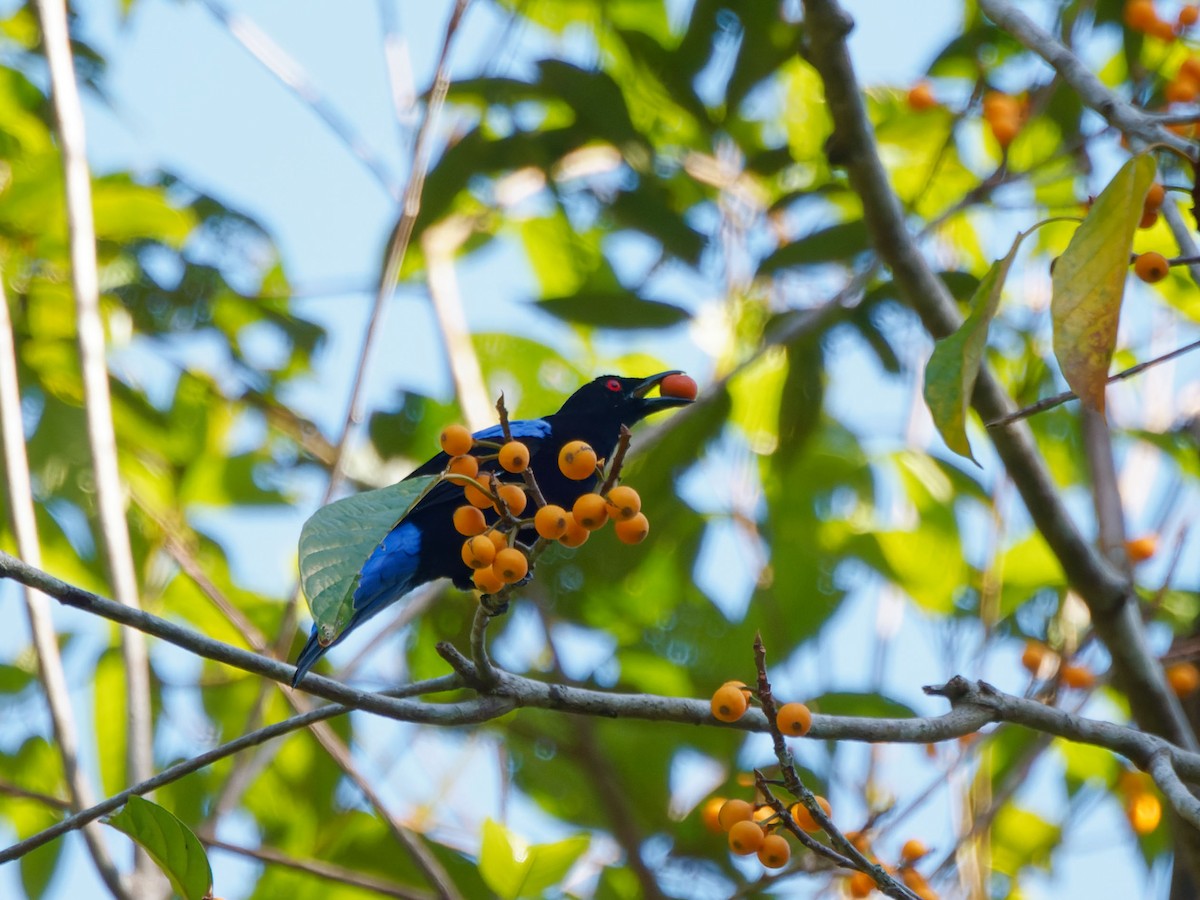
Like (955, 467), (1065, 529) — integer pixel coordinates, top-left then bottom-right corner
(34, 0), (156, 891)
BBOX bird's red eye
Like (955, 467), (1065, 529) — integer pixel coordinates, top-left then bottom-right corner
(605, 378), (622, 392)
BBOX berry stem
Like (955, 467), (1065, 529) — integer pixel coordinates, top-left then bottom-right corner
(599, 425), (633, 495)
(495, 393), (513, 443)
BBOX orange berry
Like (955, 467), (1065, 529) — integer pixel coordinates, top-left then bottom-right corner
(453, 505), (487, 537)
(493, 547), (529, 584)
(558, 517), (590, 548)
(494, 482), (528, 517)
(447, 454), (479, 478)
(901, 838), (929, 863)
(472, 565), (504, 594)
(902, 868), (931, 892)
(711, 683), (749, 722)
(464, 472), (495, 509)
(439, 424), (474, 457)
(1166, 75), (1199, 104)
(717, 798), (754, 831)
(1181, 5), (1200, 26)
(558, 440), (597, 480)
(982, 91), (1020, 121)
(989, 114), (1020, 148)
(776, 702), (813, 737)
(614, 512), (650, 544)
(752, 805), (775, 825)
(789, 796), (831, 833)
(572, 493), (609, 530)
(604, 485), (642, 520)
(461, 535), (497, 570)
(1149, 14), (1178, 39)
(728, 819), (765, 855)
(1183, 55), (1200, 81)
(1021, 640), (1050, 675)
(847, 871), (875, 898)
(498, 440), (529, 473)
(1134, 251), (1170, 283)
(534, 504), (569, 540)
(1125, 0), (1158, 30)
(1166, 661), (1200, 697)
(1119, 768), (1151, 796)
(1061, 664), (1097, 689)
(1127, 790), (1162, 834)
(700, 797), (727, 833)
(660, 372), (698, 400)
(486, 529), (509, 553)
(907, 81), (937, 111)
(1145, 182), (1166, 209)
(1126, 534), (1158, 561)
(1139, 207), (1160, 229)
(757, 832), (791, 868)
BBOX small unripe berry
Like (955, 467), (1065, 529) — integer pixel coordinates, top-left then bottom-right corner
(493, 547), (529, 584)
(498, 440), (529, 473)
(572, 493), (609, 530)
(711, 683), (749, 722)
(461, 535), (497, 570)
(447, 454), (479, 478)
(472, 565), (504, 594)
(439, 424), (473, 457)
(717, 798), (754, 831)
(534, 504), (569, 540)
(558, 440), (597, 480)
(757, 832), (791, 868)
(614, 512), (649, 544)
(495, 482), (528, 517)
(453, 505), (487, 537)
(605, 485), (642, 520)
(776, 702), (813, 737)
(727, 819), (765, 855)
(464, 473), (495, 509)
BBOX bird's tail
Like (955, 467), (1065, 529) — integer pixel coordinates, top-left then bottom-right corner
(291, 626), (327, 687)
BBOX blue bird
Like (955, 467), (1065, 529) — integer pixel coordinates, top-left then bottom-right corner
(292, 372), (694, 685)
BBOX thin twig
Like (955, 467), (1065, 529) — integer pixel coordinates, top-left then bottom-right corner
(986, 338), (1200, 428)
(35, 0), (156, 890)
(201, 834), (435, 900)
(197, 0), (401, 199)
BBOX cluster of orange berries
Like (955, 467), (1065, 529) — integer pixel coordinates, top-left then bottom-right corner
(1019, 641), (1099, 689)
(1119, 769), (1164, 835)
(1124, 0), (1199, 42)
(438, 424), (650, 595)
(843, 838), (937, 899)
(710, 681), (813, 737)
(699, 795), (798, 868)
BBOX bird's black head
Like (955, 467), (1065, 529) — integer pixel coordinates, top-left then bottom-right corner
(556, 372), (694, 428)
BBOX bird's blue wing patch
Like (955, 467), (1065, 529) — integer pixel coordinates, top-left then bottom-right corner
(473, 419), (552, 442)
(351, 521), (422, 622)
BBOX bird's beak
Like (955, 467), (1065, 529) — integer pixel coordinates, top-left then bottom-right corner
(630, 371), (693, 412)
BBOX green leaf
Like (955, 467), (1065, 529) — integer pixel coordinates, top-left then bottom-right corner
(94, 648), (127, 797)
(808, 692), (916, 719)
(990, 804), (1061, 876)
(924, 227), (1032, 461)
(478, 819), (590, 900)
(105, 797), (213, 900)
(298, 475), (440, 643)
(758, 220), (870, 274)
(537, 289), (689, 330)
(1051, 154), (1155, 411)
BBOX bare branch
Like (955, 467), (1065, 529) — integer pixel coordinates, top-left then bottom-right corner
(34, 0), (155, 890)
(0, 277), (126, 896)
